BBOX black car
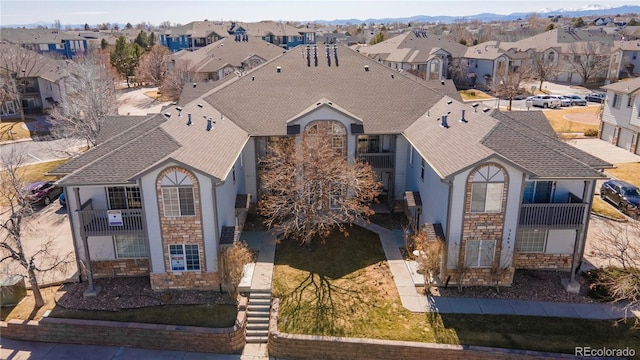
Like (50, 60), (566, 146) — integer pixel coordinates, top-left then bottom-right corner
(600, 180), (640, 217)
(585, 92), (606, 103)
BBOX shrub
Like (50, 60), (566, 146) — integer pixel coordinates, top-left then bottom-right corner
(584, 129), (599, 137)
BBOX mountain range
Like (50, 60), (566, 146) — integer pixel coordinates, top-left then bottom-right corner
(312, 5), (640, 25)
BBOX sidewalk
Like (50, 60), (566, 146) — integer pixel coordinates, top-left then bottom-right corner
(360, 221), (640, 320)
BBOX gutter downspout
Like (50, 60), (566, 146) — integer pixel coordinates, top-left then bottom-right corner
(212, 181), (221, 275)
(137, 178), (153, 275)
(571, 179), (595, 282)
(65, 186), (82, 283)
(75, 187), (99, 297)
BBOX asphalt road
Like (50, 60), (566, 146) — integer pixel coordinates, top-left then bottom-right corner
(0, 137), (85, 168)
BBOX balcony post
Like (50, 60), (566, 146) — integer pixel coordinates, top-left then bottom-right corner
(81, 234), (100, 298)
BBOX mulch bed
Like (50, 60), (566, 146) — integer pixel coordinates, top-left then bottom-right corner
(55, 277), (233, 311)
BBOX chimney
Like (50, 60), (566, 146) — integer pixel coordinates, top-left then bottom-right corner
(460, 109), (467, 123)
(206, 118), (213, 131)
(440, 114), (449, 128)
(187, 113), (192, 126)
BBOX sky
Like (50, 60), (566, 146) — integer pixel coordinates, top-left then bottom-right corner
(1, 0), (638, 26)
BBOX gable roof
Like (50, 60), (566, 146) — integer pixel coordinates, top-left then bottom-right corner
(355, 31), (468, 63)
(602, 77), (640, 95)
(205, 45), (447, 135)
(0, 28), (85, 44)
(508, 27), (614, 53)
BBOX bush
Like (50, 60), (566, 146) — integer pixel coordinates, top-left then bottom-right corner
(584, 129), (599, 137)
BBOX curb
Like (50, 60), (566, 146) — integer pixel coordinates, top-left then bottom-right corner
(0, 138), (34, 146)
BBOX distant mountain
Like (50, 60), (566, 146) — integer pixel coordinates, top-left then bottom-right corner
(312, 5), (640, 25)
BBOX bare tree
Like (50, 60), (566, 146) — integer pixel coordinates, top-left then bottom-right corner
(448, 58), (470, 87)
(220, 241), (254, 299)
(0, 44), (41, 121)
(135, 45), (170, 86)
(258, 127), (381, 245)
(0, 147), (73, 308)
(590, 220), (640, 322)
(49, 51), (119, 147)
(411, 229), (446, 294)
(491, 62), (534, 111)
(530, 51), (559, 90)
(159, 60), (201, 101)
(566, 42), (610, 85)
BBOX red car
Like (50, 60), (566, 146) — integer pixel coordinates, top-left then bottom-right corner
(23, 181), (63, 206)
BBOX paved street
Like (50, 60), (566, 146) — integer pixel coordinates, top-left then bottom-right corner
(0, 137), (85, 168)
(117, 87), (172, 116)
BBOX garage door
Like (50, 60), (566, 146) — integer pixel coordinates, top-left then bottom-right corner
(600, 123), (615, 143)
(618, 128), (634, 151)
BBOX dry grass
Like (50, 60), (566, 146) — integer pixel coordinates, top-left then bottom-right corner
(19, 159), (69, 183)
(592, 196), (626, 220)
(459, 90), (494, 101)
(607, 163), (640, 188)
(543, 107), (599, 134)
(0, 118), (37, 141)
(143, 90), (173, 102)
(1, 286), (58, 321)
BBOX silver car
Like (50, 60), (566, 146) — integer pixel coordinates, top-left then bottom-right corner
(530, 95), (561, 109)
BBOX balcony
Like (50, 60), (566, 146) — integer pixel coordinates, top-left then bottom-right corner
(77, 199), (144, 236)
(519, 194), (587, 229)
(357, 152), (394, 169)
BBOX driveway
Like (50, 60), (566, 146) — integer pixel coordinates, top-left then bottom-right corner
(0, 203), (78, 287)
(565, 138), (640, 164)
(118, 87), (172, 116)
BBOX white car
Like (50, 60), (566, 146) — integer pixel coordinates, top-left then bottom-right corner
(557, 96), (572, 107)
(530, 95), (561, 109)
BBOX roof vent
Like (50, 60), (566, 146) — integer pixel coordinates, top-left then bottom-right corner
(447, 99), (453, 105)
(460, 109), (467, 123)
(333, 44), (339, 67)
(441, 80), (445, 85)
(252, 76), (255, 81)
(187, 113), (192, 126)
(326, 44), (331, 67)
(391, 74), (394, 79)
(163, 112), (171, 118)
(206, 118), (215, 131)
(197, 103), (203, 108)
(482, 107), (490, 113)
(471, 102), (479, 112)
(364, 65), (369, 72)
(176, 107), (183, 117)
(193, 83), (197, 88)
(276, 66), (281, 73)
(313, 45), (318, 67)
(440, 114), (449, 128)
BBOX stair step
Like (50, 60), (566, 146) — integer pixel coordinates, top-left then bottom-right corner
(245, 336), (269, 344)
(247, 316), (269, 323)
(247, 310), (270, 318)
(248, 298), (271, 305)
(250, 292), (271, 299)
(248, 304), (270, 311)
(246, 329), (269, 336)
(247, 323), (269, 331)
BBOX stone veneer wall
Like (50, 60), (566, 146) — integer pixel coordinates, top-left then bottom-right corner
(267, 299), (579, 360)
(450, 163), (515, 287)
(1, 297), (247, 354)
(513, 253), (572, 271)
(150, 167), (220, 291)
(91, 259), (150, 278)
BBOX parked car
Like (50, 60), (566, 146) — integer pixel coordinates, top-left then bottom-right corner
(22, 180), (63, 206)
(566, 95), (587, 106)
(556, 95), (572, 107)
(59, 192), (66, 207)
(585, 92), (606, 103)
(530, 95), (561, 109)
(600, 180), (640, 218)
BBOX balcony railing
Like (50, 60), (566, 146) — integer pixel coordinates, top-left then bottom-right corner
(357, 152), (394, 169)
(77, 199), (144, 236)
(519, 203), (587, 229)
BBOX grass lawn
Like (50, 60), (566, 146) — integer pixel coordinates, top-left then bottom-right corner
(0, 118), (37, 141)
(459, 89), (494, 101)
(1, 286), (237, 328)
(543, 107), (599, 134)
(272, 226), (639, 354)
(19, 159), (69, 183)
(592, 196), (626, 220)
(143, 90), (173, 102)
(607, 163), (640, 188)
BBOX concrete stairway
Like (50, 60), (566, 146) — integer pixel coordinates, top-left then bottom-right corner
(245, 290), (271, 344)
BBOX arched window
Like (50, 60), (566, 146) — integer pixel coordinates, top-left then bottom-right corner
(161, 170), (195, 217)
(470, 165), (505, 213)
(304, 121), (346, 157)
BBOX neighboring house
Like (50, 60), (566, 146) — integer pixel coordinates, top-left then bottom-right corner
(353, 29), (468, 81)
(0, 28), (88, 59)
(463, 41), (530, 89)
(610, 40), (640, 78)
(170, 37), (285, 81)
(506, 27), (614, 84)
(160, 20), (317, 52)
(0, 46), (67, 117)
(52, 46), (609, 294)
(599, 77), (640, 155)
(160, 21), (228, 52)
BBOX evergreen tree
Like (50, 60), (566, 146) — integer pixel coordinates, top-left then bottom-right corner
(148, 32), (156, 47)
(110, 36), (139, 87)
(100, 38), (108, 50)
(134, 31), (149, 49)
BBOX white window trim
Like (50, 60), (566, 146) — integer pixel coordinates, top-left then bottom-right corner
(465, 240), (496, 268)
(470, 182), (504, 213)
(161, 187), (196, 217)
(168, 244), (200, 272)
(515, 229), (547, 253)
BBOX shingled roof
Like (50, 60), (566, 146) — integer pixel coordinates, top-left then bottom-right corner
(602, 77), (640, 95)
(356, 31), (468, 63)
(205, 45), (447, 135)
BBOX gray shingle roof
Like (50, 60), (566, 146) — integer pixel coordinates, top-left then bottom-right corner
(0, 28), (85, 44)
(205, 45), (447, 135)
(602, 77), (640, 95)
(356, 31), (468, 63)
(51, 115), (165, 176)
(58, 127), (180, 185)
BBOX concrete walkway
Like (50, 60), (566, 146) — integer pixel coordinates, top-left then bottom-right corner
(565, 138), (640, 164)
(360, 221), (640, 320)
